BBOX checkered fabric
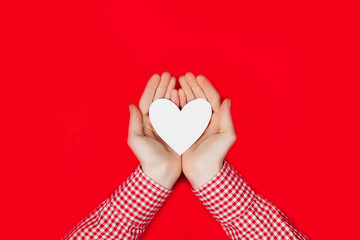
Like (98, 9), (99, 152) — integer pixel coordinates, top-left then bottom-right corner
(62, 165), (172, 240)
(193, 161), (309, 240)
(63, 161), (308, 240)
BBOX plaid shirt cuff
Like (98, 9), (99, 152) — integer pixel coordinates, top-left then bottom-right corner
(63, 166), (172, 240)
(192, 161), (255, 225)
(110, 165), (172, 227)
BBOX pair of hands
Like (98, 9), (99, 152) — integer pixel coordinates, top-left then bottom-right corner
(128, 72), (237, 190)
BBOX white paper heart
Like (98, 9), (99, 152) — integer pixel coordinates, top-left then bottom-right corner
(149, 98), (212, 155)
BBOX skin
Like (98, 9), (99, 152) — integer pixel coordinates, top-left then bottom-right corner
(179, 72), (237, 189)
(128, 72), (181, 190)
(128, 72), (236, 190)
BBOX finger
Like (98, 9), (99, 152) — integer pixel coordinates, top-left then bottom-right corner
(219, 99), (236, 137)
(185, 72), (206, 99)
(128, 104), (144, 143)
(139, 73), (161, 115)
(196, 74), (221, 112)
(154, 71), (171, 100)
(170, 89), (180, 107)
(165, 76), (176, 99)
(179, 75), (195, 102)
(179, 88), (187, 108)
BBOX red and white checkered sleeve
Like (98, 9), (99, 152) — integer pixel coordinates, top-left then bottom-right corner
(192, 161), (309, 240)
(62, 165), (172, 240)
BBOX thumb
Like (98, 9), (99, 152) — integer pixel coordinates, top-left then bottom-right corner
(128, 104), (144, 139)
(219, 99), (236, 136)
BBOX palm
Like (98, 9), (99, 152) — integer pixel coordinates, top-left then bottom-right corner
(128, 72), (182, 189)
(183, 112), (223, 163)
(178, 73), (236, 188)
(140, 115), (179, 164)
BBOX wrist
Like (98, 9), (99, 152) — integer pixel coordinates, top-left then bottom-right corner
(141, 162), (181, 190)
(183, 160), (223, 190)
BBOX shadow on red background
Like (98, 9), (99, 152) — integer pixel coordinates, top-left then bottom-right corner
(1, 0), (359, 239)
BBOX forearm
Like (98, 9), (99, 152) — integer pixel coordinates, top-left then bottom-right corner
(192, 161), (308, 240)
(63, 165), (172, 240)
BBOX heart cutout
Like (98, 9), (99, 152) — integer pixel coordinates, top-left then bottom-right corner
(149, 98), (212, 155)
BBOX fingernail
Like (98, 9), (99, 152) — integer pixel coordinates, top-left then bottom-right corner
(228, 99), (231, 108)
(129, 104), (132, 113)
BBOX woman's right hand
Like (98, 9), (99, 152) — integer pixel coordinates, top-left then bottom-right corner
(179, 72), (237, 190)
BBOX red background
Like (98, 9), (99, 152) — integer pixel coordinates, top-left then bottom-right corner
(1, 0), (359, 239)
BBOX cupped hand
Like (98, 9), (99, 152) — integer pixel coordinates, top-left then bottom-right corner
(179, 72), (237, 189)
(128, 72), (181, 190)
